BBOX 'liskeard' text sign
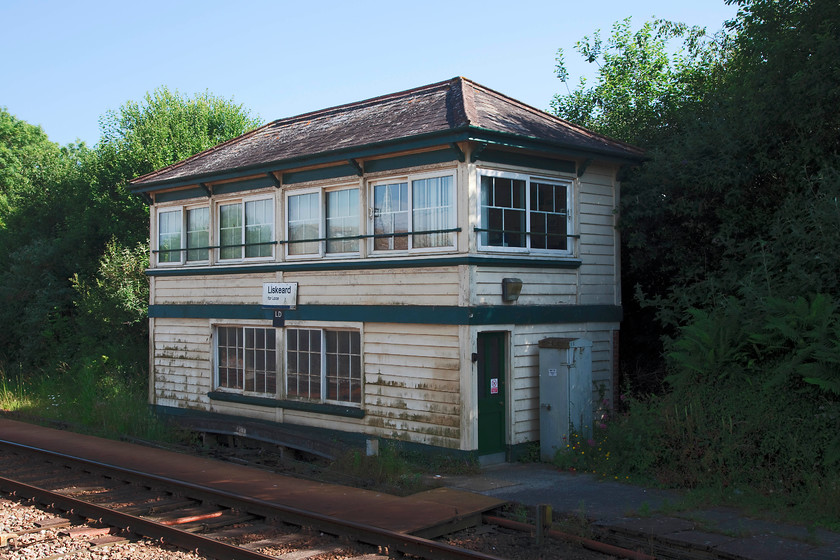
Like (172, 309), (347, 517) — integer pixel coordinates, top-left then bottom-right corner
(262, 282), (298, 309)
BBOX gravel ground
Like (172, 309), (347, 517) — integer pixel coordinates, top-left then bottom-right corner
(0, 497), (207, 560)
(445, 525), (617, 560)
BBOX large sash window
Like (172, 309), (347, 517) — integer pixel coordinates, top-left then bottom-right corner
(478, 171), (572, 254)
(287, 328), (361, 404)
(371, 173), (455, 253)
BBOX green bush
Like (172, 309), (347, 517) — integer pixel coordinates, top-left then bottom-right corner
(579, 294), (840, 527)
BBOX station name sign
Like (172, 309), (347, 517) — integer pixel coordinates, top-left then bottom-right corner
(262, 282), (298, 309)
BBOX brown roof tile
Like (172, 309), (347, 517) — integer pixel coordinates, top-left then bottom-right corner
(130, 77), (642, 190)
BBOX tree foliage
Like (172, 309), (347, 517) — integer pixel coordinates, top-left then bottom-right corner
(0, 89), (261, 372)
(551, 17), (728, 146)
(553, 0), (840, 508)
(554, 0), (840, 377)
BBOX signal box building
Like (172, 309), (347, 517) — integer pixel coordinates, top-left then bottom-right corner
(129, 78), (643, 462)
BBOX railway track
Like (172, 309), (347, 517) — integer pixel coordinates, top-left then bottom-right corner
(0, 441), (509, 560)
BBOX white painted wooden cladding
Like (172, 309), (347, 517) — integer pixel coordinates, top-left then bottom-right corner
(152, 268), (461, 307)
(286, 268), (460, 306)
(472, 267), (579, 305)
(509, 324), (617, 445)
(577, 165), (620, 305)
(363, 323), (462, 448)
(153, 319), (212, 409)
(151, 316), (464, 447)
(154, 274), (268, 305)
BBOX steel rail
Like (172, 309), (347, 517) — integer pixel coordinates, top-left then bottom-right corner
(0, 475), (278, 560)
(0, 440), (505, 560)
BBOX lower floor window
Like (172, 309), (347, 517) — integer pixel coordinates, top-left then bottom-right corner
(287, 328), (362, 404)
(215, 325), (361, 405)
(217, 326), (276, 394)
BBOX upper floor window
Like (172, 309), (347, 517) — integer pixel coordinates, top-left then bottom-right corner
(219, 197), (274, 260)
(157, 205), (210, 265)
(287, 186), (359, 257)
(186, 207), (210, 261)
(158, 209), (182, 264)
(371, 173), (455, 252)
(478, 171), (571, 253)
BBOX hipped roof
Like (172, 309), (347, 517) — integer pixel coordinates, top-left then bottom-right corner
(129, 77), (644, 192)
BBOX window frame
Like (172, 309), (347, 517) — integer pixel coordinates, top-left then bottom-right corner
(369, 171), (457, 255)
(285, 325), (363, 407)
(477, 169), (573, 255)
(285, 184), (361, 259)
(213, 324), (279, 398)
(155, 203), (211, 266)
(216, 194), (275, 262)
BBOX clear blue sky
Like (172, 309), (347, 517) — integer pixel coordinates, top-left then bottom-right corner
(1, 0), (739, 148)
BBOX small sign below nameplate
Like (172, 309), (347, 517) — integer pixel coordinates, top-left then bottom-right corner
(272, 309), (286, 328)
(263, 282), (298, 308)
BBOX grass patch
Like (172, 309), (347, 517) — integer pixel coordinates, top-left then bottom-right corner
(0, 357), (183, 445)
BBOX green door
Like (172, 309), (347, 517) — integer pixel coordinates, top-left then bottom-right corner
(477, 331), (507, 454)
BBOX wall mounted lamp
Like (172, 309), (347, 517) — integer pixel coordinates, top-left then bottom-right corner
(502, 278), (523, 302)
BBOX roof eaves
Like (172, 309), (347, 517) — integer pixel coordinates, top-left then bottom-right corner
(462, 78), (644, 159)
(129, 120), (275, 186)
(466, 126), (646, 164)
(129, 126), (475, 193)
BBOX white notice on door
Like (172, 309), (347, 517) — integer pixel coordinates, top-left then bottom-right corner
(490, 378), (499, 394)
(548, 368), (558, 377)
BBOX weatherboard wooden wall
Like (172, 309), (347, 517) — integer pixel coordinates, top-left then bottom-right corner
(147, 159), (623, 450)
(150, 316), (464, 448)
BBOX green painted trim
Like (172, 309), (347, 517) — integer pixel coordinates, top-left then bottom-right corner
(283, 163), (358, 184)
(156, 187), (208, 203)
(146, 255), (583, 277)
(467, 127), (645, 165)
(148, 303), (622, 325)
(215, 177), (275, 195)
(207, 391), (365, 418)
(476, 149), (575, 174)
(364, 149), (458, 173)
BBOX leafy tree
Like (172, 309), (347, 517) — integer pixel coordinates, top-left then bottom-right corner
(0, 109), (78, 227)
(0, 89), (261, 372)
(553, 1), (840, 385)
(552, 16), (732, 386)
(553, 0), (840, 510)
(72, 239), (151, 368)
(90, 86), (263, 247)
(551, 17), (728, 146)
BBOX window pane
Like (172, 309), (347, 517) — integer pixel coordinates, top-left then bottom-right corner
(288, 193), (320, 255)
(412, 176), (453, 248)
(373, 183), (408, 250)
(326, 188), (359, 253)
(286, 329), (320, 400)
(530, 182), (568, 251)
(480, 176), (526, 247)
(158, 210), (182, 263)
(245, 199), (273, 258)
(219, 203), (243, 260)
(186, 207), (209, 261)
(325, 330), (361, 404)
(216, 327), (242, 389)
(217, 327), (275, 395)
